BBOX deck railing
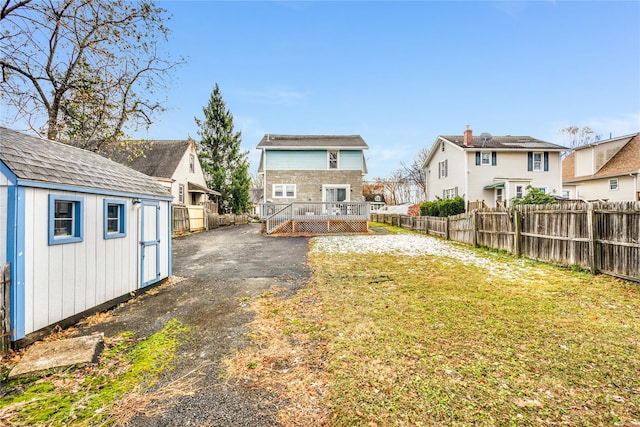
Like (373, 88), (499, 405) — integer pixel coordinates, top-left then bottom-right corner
(260, 202), (369, 234)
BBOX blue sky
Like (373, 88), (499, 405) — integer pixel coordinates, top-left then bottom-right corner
(140, 0), (640, 179)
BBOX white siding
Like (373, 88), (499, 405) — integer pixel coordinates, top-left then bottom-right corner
(23, 188), (169, 336)
(425, 142), (466, 202)
(171, 142), (210, 205)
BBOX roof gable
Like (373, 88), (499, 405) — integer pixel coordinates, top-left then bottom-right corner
(257, 134), (368, 149)
(107, 139), (192, 179)
(563, 133), (640, 182)
(0, 127), (171, 198)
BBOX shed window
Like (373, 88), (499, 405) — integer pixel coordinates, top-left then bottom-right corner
(273, 184), (296, 198)
(104, 199), (126, 239)
(49, 195), (83, 245)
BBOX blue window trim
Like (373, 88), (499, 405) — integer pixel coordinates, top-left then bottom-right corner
(48, 194), (84, 245)
(103, 199), (127, 239)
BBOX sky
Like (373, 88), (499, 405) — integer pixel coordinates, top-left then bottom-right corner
(136, 0), (640, 180)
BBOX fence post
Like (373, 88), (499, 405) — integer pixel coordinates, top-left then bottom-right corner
(1, 264), (10, 355)
(587, 204), (599, 274)
(513, 208), (521, 257)
(445, 216), (450, 240)
(472, 210), (478, 247)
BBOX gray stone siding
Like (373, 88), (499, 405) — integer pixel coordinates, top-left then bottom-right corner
(266, 170), (364, 203)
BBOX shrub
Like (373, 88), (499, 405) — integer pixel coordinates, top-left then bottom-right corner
(511, 186), (557, 206)
(420, 196), (465, 217)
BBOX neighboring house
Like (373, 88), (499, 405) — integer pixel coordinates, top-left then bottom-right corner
(108, 139), (220, 212)
(365, 193), (386, 212)
(562, 133), (640, 202)
(249, 187), (264, 216)
(256, 134), (368, 204)
(423, 126), (566, 209)
(0, 127), (172, 343)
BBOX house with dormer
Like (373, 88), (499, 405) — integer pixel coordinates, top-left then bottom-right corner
(562, 132), (640, 201)
(423, 126), (566, 209)
(256, 134), (368, 204)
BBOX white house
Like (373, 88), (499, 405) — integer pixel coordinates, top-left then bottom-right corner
(423, 126), (566, 209)
(0, 127), (173, 344)
(563, 132), (640, 201)
(256, 134), (368, 205)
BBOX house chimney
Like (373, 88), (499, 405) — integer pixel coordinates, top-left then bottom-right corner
(464, 125), (473, 147)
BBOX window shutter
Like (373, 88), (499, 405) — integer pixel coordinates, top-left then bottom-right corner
(491, 152), (497, 166)
(527, 152), (533, 171)
(455, 186), (458, 197)
(438, 162), (441, 179)
(442, 189), (445, 198)
(445, 159), (448, 177)
(476, 152), (481, 166)
(544, 152), (549, 171)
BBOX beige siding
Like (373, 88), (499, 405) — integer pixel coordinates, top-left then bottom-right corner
(170, 143), (210, 206)
(425, 142), (466, 201)
(573, 175), (638, 201)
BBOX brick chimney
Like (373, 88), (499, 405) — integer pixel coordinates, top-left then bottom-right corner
(463, 125), (473, 147)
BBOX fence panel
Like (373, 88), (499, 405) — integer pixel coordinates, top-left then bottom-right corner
(518, 203), (592, 269)
(477, 210), (515, 253)
(448, 212), (475, 245)
(172, 205), (190, 235)
(594, 202), (640, 281)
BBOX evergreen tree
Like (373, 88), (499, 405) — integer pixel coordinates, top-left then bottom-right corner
(195, 84), (251, 214)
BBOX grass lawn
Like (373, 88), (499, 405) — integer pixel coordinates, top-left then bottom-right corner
(228, 227), (640, 426)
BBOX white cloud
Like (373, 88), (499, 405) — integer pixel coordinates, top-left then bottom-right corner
(235, 86), (307, 105)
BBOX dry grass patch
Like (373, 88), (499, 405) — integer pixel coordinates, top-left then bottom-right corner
(227, 237), (640, 426)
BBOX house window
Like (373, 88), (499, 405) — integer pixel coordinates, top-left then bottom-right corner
(609, 178), (619, 190)
(273, 184), (296, 198)
(476, 151), (497, 166)
(104, 199), (126, 239)
(562, 190), (570, 198)
(516, 185), (524, 199)
(443, 187), (458, 199)
(179, 184), (185, 204)
(328, 151), (339, 169)
(441, 142), (445, 152)
(537, 187), (546, 194)
(189, 154), (195, 173)
(48, 195), (83, 245)
(481, 152), (491, 165)
(438, 160), (447, 178)
(533, 152), (542, 171)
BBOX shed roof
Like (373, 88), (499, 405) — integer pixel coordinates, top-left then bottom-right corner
(257, 134), (368, 149)
(0, 127), (171, 199)
(106, 139), (192, 179)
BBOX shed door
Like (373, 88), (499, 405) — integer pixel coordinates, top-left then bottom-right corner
(140, 201), (161, 287)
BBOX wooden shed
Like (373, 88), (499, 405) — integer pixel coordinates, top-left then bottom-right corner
(0, 127), (173, 344)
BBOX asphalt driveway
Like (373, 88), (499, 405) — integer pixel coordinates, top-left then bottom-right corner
(81, 223), (311, 426)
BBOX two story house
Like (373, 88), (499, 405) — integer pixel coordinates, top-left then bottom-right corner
(562, 132), (640, 201)
(256, 134), (368, 204)
(423, 126), (566, 209)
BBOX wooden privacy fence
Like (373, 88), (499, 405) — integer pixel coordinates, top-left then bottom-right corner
(372, 201), (640, 283)
(173, 205), (250, 236)
(1, 264), (10, 355)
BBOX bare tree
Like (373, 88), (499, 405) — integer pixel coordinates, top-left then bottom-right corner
(0, 0), (182, 150)
(560, 126), (602, 149)
(401, 147), (428, 202)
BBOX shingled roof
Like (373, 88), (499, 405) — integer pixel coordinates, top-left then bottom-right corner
(563, 133), (640, 182)
(440, 135), (565, 150)
(0, 127), (171, 199)
(106, 139), (192, 179)
(257, 134), (368, 149)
